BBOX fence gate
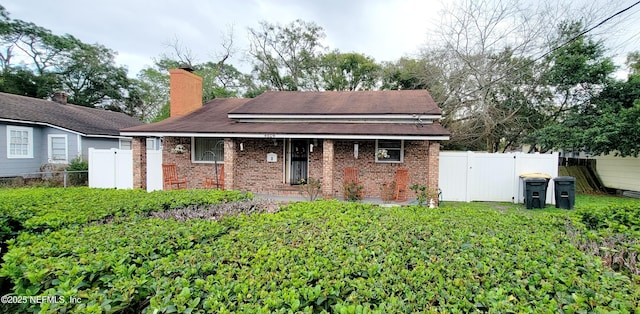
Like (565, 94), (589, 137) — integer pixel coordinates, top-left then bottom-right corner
(439, 151), (558, 204)
(88, 148), (133, 189)
(89, 147), (163, 191)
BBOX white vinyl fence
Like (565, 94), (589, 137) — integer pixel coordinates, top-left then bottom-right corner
(89, 148), (162, 191)
(88, 148), (133, 189)
(439, 151), (559, 204)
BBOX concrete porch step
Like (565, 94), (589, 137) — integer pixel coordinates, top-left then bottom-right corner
(274, 184), (301, 192)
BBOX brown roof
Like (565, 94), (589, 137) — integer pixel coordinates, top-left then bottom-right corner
(122, 96), (450, 138)
(229, 90), (442, 115)
(0, 92), (143, 136)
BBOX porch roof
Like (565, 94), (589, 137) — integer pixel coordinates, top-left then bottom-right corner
(121, 98), (450, 140)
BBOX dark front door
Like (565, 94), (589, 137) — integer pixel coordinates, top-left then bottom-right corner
(290, 139), (308, 184)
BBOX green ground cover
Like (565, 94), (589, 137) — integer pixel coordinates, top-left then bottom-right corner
(0, 188), (638, 313)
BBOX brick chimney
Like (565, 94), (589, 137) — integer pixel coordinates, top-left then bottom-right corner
(169, 68), (203, 117)
(52, 92), (67, 104)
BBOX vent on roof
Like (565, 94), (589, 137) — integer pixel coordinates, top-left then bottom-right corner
(52, 92), (67, 104)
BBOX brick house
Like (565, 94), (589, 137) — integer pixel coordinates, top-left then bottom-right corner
(121, 68), (450, 199)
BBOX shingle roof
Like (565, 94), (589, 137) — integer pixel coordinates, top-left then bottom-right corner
(0, 92), (143, 136)
(229, 90), (442, 115)
(122, 94), (450, 138)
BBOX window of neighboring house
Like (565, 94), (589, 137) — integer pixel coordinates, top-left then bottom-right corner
(193, 138), (224, 163)
(375, 139), (404, 163)
(120, 139), (132, 150)
(7, 126), (33, 158)
(48, 134), (68, 163)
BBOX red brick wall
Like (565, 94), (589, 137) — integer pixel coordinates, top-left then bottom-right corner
(321, 139), (334, 198)
(234, 138), (284, 194)
(162, 137), (223, 189)
(158, 136), (441, 198)
(169, 69), (203, 117)
(331, 140), (437, 198)
(132, 137), (147, 189)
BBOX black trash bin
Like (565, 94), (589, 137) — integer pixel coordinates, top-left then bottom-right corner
(554, 176), (576, 209)
(523, 178), (548, 209)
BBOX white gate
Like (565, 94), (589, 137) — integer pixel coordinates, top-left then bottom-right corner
(146, 150), (163, 191)
(89, 147), (162, 191)
(88, 148), (133, 189)
(439, 151), (559, 203)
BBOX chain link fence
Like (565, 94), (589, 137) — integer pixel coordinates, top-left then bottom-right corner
(0, 170), (88, 188)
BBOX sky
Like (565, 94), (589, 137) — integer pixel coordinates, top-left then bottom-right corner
(3, 0), (640, 78)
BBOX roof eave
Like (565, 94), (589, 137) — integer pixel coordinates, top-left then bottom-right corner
(119, 131), (450, 141)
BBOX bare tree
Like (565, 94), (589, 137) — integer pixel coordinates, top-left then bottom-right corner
(247, 19), (326, 91)
(420, 0), (609, 151)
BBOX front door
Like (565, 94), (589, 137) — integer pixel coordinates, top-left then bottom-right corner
(290, 139), (308, 184)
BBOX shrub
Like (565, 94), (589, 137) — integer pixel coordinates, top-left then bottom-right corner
(380, 182), (396, 203)
(343, 181), (364, 202)
(66, 157), (88, 186)
(298, 178), (322, 201)
(409, 184), (440, 207)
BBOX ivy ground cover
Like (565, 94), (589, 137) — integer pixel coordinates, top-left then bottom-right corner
(1, 189), (639, 313)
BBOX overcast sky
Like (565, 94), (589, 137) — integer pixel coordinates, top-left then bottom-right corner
(3, 0), (640, 77)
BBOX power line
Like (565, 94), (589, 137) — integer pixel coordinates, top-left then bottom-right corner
(463, 0), (640, 97)
(532, 0), (640, 64)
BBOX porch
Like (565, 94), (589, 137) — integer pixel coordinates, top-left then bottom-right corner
(132, 136), (441, 200)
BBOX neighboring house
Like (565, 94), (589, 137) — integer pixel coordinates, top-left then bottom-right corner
(593, 154), (640, 194)
(0, 92), (143, 178)
(121, 69), (450, 199)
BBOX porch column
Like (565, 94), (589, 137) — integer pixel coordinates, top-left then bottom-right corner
(427, 141), (440, 190)
(322, 139), (335, 199)
(224, 138), (236, 190)
(132, 136), (147, 190)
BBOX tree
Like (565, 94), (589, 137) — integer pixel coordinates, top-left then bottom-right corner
(533, 53), (640, 157)
(0, 67), (59, 98)
(113, 67), (170, 122)
(530, 21), (619, 154)
(380, 57), (435, 91)
(0, 6), (136, 112)
(319, 51), (380, 91)
(416, 0), (609, 151)
(59, 43), (131, 107)
(247, 19), (326, 91)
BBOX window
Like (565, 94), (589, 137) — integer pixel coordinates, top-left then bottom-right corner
(193, 138), (224, 163)
(7, 126), (33, 158)
(48, 134), (68, 163)
(146, 138), (157, 151)
(375, 139), (403, 163)
(119, 139), (132, 150)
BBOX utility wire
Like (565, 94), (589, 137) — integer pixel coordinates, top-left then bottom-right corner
(531, 0), (640, 64)
(467, 0), (640, 96)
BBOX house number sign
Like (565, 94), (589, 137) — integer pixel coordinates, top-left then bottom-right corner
(267, 153), (277, 163)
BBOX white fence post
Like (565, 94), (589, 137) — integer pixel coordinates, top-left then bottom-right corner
(146, 149), (163, 191)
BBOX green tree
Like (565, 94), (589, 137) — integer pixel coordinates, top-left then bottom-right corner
(129, 67), (170, 122)
(319, 51), (380, 91)
(0, 67), (59, 98)
(59, 43), (130, 107)
(530, 22), (621, 154)
(380, 57), (435, 91)
(533, 60), (640, 157)
(0, 6), (137, 114)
